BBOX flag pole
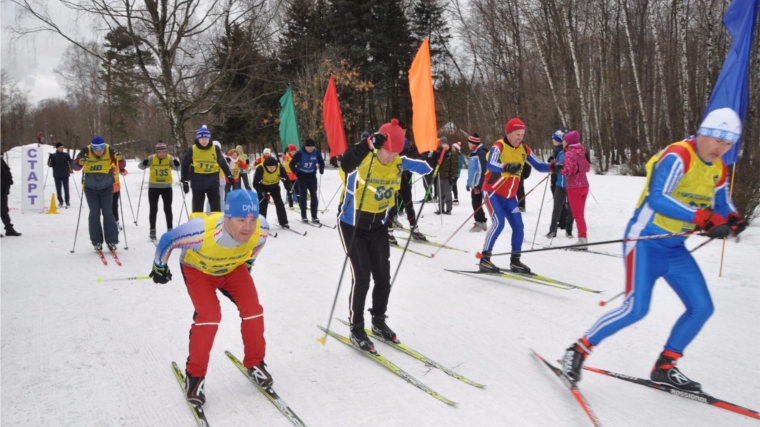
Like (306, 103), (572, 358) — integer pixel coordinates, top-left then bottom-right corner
(718, 163), (737, 277)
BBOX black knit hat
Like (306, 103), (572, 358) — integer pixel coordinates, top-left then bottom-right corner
(264, 156), (278, 167)
(304, 138), (316, 147)
(55, 142), (64, 148)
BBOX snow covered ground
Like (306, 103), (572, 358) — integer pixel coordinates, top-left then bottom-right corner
(2, 144), (758, 427)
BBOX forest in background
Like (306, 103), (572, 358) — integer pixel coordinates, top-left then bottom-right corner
(3, 0), (759, 217)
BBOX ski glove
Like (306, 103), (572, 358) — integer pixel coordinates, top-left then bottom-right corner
(550, 161), (564, 173)
(246, 259), (254, 273)
(503, 163), (521, 175)
(173, 158), (181, 167)
(466, 185), (471, 192)
(142, 158), (150, 167)
(693, 209), (732, 239)
(181, 181), (190, 194)
(727, 212), (748, 236)
(150, 263), (172, 284)
(368, 133), (387, 151)
(449, 177), (457, 186)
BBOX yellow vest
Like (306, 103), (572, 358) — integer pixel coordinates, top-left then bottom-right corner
(260, 164), (281, 186)
(84, 145), (112, 174)
(487, 139), (527, 179)
(230, 159), (241, 179)
(192, 145), (219, 174)
(636, 140), (725, 233)
(149, 155), (174, 185)
(283, 154), (294, 174)
(353, 154), (403, 213)
(182, 212), (261, 276)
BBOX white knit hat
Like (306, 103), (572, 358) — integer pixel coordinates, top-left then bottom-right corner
(698, 108), (742, 144)
(263, 148), (271, 156)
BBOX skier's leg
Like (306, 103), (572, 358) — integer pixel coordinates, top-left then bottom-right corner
(219, 265), (265, 369)
(181, 265), (222, 377)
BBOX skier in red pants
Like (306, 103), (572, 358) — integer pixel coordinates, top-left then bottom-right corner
(149, 189), (273, 406)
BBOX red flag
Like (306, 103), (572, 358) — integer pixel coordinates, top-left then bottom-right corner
(322, 75), (347, 159)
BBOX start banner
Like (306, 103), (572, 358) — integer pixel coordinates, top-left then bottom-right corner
(21, 144), (45, 213)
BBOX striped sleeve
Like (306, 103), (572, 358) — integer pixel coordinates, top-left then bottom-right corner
(713, 164), (737, 217)
(647, 150), (698, 222)
(153, 218), (206, 266)
(486, 142), (504, 173)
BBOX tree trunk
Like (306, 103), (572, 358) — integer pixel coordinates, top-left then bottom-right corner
(620, 0), (651, 149)
(564, 5), (591, 141)
(677, 0), (692, 134)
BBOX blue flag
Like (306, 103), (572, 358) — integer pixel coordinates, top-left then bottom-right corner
(704, 0), (759, 165)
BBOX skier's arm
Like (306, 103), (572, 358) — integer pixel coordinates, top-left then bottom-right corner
(170, 155), (181, 171)
(340, 141), (372, 174)
(401, 157), (433, 176)
(486, 143), (504, 173)
(476, 149), (487, 188)
(215, 146), (233, 178)
(47, 154), (53, 168)
(153, 217), (206, 267)
(247, 216), (271, 269)
(317, 149), (325, 174)
(279, 164), (288, 181)
(252, 166), (265, 194)
(524, 146), (549, 173)
(712, 165), (737, 217)
(290, 151), (302, 173)
(647, 151), (700, 223)
(181, 147), (193, 181)
(138, 155), (152, 170)
(73, 147), (88, 171)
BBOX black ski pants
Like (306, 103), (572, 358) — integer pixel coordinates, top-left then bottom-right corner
(283, 180), (297, 207)
(387, 172), (417, 228)
(85, 186), (118, 245)
(112, 191), (120, 222)
(471, 190), (487, 223)
(259, 186), (288, 226)
(192, 186), (221, 213)
(54, 176), (70, 204)
(297, 173), (318, 219)
(549, 186), (573, 234)
(1, 191), (12, 231)
(149, 187), (173, 230)
(339, 221), (391, 326)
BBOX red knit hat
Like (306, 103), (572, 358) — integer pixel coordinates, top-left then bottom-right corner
(287, 143), (297, 152)
(377, 118), (405, 154)
(505, 118), (526, 134)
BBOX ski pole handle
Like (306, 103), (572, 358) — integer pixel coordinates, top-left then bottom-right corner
(599, 291), (624, 306)
(97, 276), (151, 283)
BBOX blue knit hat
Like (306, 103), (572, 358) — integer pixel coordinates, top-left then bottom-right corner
(196, 125), (211, 140)
(552, 129), (567, 143)
(224, 189), (259, 219)
(361, 131), (370, 139)
(91, 136), (106, 150)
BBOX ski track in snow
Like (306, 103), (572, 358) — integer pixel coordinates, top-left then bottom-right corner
(1, 145), (758, 426)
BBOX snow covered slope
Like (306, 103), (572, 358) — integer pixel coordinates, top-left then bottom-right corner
(2, 144), (758, 426)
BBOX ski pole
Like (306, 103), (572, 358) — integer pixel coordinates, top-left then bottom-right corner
(318, 152), (377, 346)
(530, 174), (551, 249)
(119, 188), (129, 250)
(135, 167), (147, 224)
(478, 231), (694, 258)
(176, 168), (189, 227)
(121, 171), (137, 224)
(321, 186), (341, 213)
(97, 276), (151, 283)
(70, 177), (86, 253)
(598, 237), (712, 307)
(70, 171), (81, 202)
(390, 147), (448, 287)
(589, 189), (598, 204)
(431, 175), (549, 258)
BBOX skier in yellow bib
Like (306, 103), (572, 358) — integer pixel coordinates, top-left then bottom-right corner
(139, 141), (181, 240)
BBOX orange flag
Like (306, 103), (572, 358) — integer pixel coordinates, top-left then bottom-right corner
(322, 75), (347, 158)
(409, 39), (438, 153)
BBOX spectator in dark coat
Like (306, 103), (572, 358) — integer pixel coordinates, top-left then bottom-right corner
(48, 142), (73, 208)
(1, 153), (21, 236)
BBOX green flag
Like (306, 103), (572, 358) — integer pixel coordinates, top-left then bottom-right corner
(279, 86), (301, 151)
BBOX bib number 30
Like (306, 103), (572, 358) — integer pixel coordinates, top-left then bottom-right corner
(374, 186), (393, 201)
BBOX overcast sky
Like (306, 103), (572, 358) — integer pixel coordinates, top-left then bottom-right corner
(1, 0), (93, 103)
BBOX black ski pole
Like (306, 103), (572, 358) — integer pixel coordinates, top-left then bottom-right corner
(318, 152), (377, 346)
(135, 167), (147, 225)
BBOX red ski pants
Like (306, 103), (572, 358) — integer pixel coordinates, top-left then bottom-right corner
(181, 264), (265, 377)
(567, 187), (589, 238)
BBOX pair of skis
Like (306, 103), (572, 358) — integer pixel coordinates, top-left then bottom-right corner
(524, 239), (622, 259)
(171, 351), (306, 427)
(533, 350), (760, 426)
(446, 268), (602, 293)
(96, 250), (122, 266)
(319, 320), (484, 406)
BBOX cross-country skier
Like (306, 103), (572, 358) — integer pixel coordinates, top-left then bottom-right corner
(180, 126), (234, 213)
(338, 122), (432, 353)
(73, 136), (126, 252)
(235, 145), (252, 190)
(478, 118), (555, 274)
(253, 156), (290, 228)
(138, 141), (180, 240)
(149, 189), (274, 405)
(561, 108), (748, 392)
(281, 144), (298, 208)
(466, 133), (488, 232)
(289, 138), (324, 223)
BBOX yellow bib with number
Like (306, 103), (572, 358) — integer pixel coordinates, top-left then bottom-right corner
(192, 145), (219, 174)
(354, 154), (403, 213)
(149, 155), (174, 184)
(182, 212), (261, 276)
(260, 164), (281, 186)
(486, 140), (526, 179)
(84, 145), (112, 174)
(636, 140), (724, 233)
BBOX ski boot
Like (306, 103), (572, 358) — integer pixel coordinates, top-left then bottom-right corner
(301, 217), (309, 223)
(573, 237), (589, 251)
(509, 255), (531, 274)
(281, 224), (290, 229)
(478, 251), (500, 273)
(247, 361), (274, 388)
(349, 322), (375, 353)
(650, 350), (702, 392)
(562, 337), (593, 382)
(93, 242), (103, 252)
(311, 217), (320, 224)
(5, 228), (21, 237)
(391, 217), (404, 229)
(115, 220), (122, 231)
(66, 202), (70, 208)
(566, 230), (574, 238)
(149, 229), (157, 240)
(388, 230), (398, 246)
(58, 201), (64, 208)
(409, 226), (427, 241)
(453, 199), (459, 206)
(545, 231), (556, 238)
(107, 242), (118, 253)
(371, 315), (399, 343)
(185, 373), (206, 405)
(469, 223), (482, 233)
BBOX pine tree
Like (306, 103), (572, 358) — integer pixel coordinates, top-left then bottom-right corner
(409, 0), (451, 69)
